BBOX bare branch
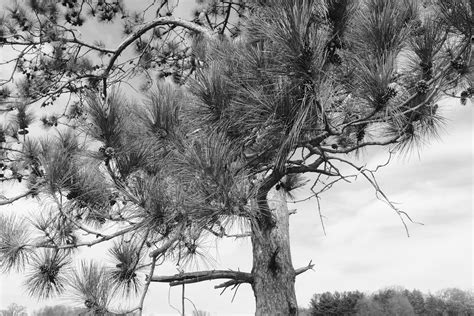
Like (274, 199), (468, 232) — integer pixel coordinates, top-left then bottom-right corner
(150, 270), (253, 286)
(205, 225), (251, 239)
(149, 233), (180, 258)
(138, 258), (158, 316)
(151, 262), (314, 288)
(320, 137), (400, 155)
(295, 260), (315, 276)
(0, 190), (34, 206)
(314, 196), (326, 236)
(329, 156), (423, 236)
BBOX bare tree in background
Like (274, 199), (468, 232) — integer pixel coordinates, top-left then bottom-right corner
(0, 0), (472, 315)
(0, 303), (27, 316)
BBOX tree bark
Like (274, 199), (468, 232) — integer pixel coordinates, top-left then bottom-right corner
(251, 186), (298, 315)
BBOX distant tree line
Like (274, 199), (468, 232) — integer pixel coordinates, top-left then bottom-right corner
(4, 287), (473, 315)
(300, 287), (474, 316)
(1, 304), (138, 316)
(3, 303), (212, 316)
(32, 305), (138, 316)
(32, 305), (85, 316)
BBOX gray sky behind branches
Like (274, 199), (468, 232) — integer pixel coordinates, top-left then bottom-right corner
(0, 1), (472, 315)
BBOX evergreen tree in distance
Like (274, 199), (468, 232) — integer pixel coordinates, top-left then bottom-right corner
(0, 0), (472, 315)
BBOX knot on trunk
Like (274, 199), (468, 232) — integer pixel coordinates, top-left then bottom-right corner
(268, 246), (281, 276)
(289, 303), (297, 314)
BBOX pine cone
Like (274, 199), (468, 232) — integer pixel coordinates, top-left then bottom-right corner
(330, 53), (342, 65)
(416, 80), (429, 94)
(451, 58), (466, 71)
(104, 147), (115, 157)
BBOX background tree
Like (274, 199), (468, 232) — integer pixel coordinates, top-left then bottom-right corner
(372, 288), (416, 316)
(355, 293), (416, 316)
(306, 287), (474, 316)
(0, 0), (472, 315)
(32, 305), (87, 316)
(298, 307), (311, 316)
(424, 294), (447, 316)
(404, 289), (426, 315)
(309, 291), (364, 315)
(435, 288), (474, 316)
(0, 303), (27, 316)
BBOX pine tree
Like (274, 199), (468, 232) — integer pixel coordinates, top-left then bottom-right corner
(0, 0), (472, 315)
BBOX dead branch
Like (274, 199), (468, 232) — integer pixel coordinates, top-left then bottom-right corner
(295, 260), (315, 276)
(286, 157), (329, 175)
(153, 262), (314, 289)
(224, 232), (251, 238)
(329, 156), (424, 236)
(150, 270), (253, 287)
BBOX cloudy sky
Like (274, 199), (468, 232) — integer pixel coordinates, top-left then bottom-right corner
(0, 1), (473, 315)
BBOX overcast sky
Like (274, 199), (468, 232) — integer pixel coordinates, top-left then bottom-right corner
(0, 1), (473, 315)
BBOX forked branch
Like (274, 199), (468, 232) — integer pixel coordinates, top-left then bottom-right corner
(295, 260), (315, 276)
(152, 262), (314, 289)
(330, 155), (423, 236)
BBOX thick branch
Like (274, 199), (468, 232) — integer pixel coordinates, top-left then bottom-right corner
(151, 263), (312, 288)
(150, 270), (253, 287)
(286, 157), (335, 176)
(215, 263), (314, 291)
(149, 235), (179, 258)
(300, 131), (330, 147)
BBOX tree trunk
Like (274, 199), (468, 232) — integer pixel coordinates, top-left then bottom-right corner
(251, 187), (298, 315)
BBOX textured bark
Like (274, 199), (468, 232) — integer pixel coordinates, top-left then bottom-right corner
(251, 187), (297, 316)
